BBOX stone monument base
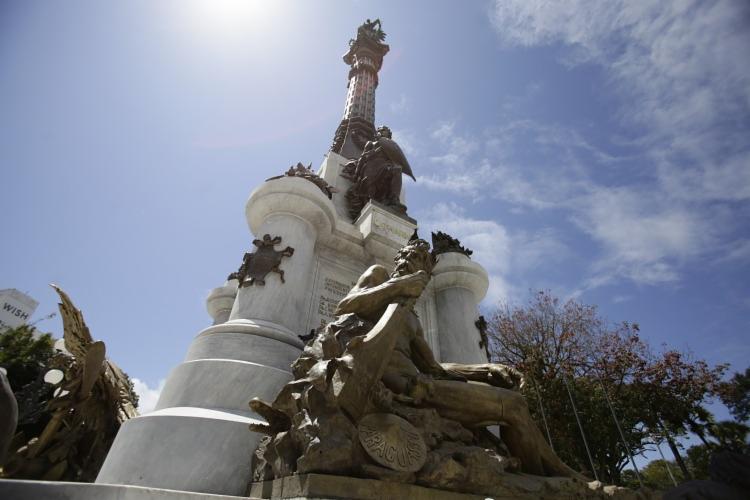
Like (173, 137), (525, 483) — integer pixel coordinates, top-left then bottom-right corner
(249, 474), (489, 500)
(0, 479), (248, 500)
(248, 472), (647, 500)
(1, 474), (655, 500)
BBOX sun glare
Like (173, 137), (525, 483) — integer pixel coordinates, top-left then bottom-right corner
(183, 0), (276, 45)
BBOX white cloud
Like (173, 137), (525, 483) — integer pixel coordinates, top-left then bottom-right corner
(418, 203), (568, 304)
(391, 128), (419, 156)
(490, 0), (750, 207)
(417, 0), (750, 289)
(612, 294), (633, 304)
(417, 115), (733, 288)
(132, 378), (166, 414)
(418, 202), (512, 304)
(409, 3), (749, 292)
(418, 120), (615, 209)
(717, 239), (750, 264)
(570, 185), (716, 285)
(428, 121), (479, 167)
(389, 93), (410, 115)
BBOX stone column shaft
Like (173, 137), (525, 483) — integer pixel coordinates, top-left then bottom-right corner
(431, 252), (489, 364)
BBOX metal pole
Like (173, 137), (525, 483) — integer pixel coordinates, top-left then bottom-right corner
(655, 436), (678, 487)
(530, 376), (555, 452)
(597, 380), (644, 488)
(562, 374), (599, 481)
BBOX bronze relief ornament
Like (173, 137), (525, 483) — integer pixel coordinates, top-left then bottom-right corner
(228, 235), (294, 287)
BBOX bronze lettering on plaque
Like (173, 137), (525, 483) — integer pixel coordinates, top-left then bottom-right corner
(357, 413), (426, 472)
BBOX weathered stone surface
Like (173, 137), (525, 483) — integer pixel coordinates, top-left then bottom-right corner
(249, 473), (490, 500)
(248, 473), (660, 500)
(100, 408), (267, 496)
(294, 409), (358, 475)
(0, 479), (248, 500)
(416, 442), (512, 496)
(390, 404), (473, 449)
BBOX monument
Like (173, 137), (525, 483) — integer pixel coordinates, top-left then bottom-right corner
(0, 19), (647, 500)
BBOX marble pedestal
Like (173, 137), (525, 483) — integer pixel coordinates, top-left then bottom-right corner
(95, 320), (301, 495)
(0, 479), (248, 500)
(93, 152), (491, 497)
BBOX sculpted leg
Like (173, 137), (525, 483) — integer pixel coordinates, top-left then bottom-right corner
(424, 380), (581, 478)
(387, 166), (403, 206)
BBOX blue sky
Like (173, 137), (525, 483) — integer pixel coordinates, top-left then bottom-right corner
(2, 0), (748, 462)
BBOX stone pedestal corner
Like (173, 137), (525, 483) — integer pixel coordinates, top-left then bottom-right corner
(355, 201), (416, 265)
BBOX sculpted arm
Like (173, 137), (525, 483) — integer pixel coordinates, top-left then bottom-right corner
(335, 268), (429, 319)
(411, 326), (466, 382)
(440, 362), (525, 391)
(410, 328), (447, 377)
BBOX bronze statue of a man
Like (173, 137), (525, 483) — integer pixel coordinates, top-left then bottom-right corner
(334, 240), (578, 477)
(342, 126), (416, 218)
(251, 239), (581, 487)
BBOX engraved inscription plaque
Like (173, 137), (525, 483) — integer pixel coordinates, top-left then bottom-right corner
(310, 268), (359, 331)
(358, 413), (427, 472)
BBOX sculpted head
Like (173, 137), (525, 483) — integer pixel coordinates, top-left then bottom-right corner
(392, 239), (433, 277)
(376, 125), (393, 139)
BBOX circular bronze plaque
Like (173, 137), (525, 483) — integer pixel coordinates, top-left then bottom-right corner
(358, 413), (427, 472)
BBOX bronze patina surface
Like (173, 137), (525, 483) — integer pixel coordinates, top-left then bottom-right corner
(248, 239), (588, 497)
(229, 234), (294, 287)
(2, 286), (137, 482)
(342, 126), (415, 219)
(431, 230), (473, 258)
(358, 413), (426, 472)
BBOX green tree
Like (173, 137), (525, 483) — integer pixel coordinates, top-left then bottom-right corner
(0, 325), (54, 389)
(639, 459), (684, 490)
(718, 367), (750, 423)
(0, 325), (55, 438)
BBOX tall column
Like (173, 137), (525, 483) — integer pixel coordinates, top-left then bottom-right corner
(431, 252), (489, 364)
(96, 176), (336, 496)
(331, 20), (390, 159)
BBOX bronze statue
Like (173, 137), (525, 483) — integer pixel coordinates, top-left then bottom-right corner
(342, 126), (416, 219)
(249, 240), (583, 496)
(431, 230), (473, 257)
(357, 19), (386, 43)
(475, 315), (491, 361)
(2, 285), (138, 482)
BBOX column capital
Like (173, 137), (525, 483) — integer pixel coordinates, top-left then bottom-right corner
(206, 279), (238, 325)
(246, 176), (337, 242)
(431, 252), (489, 302)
